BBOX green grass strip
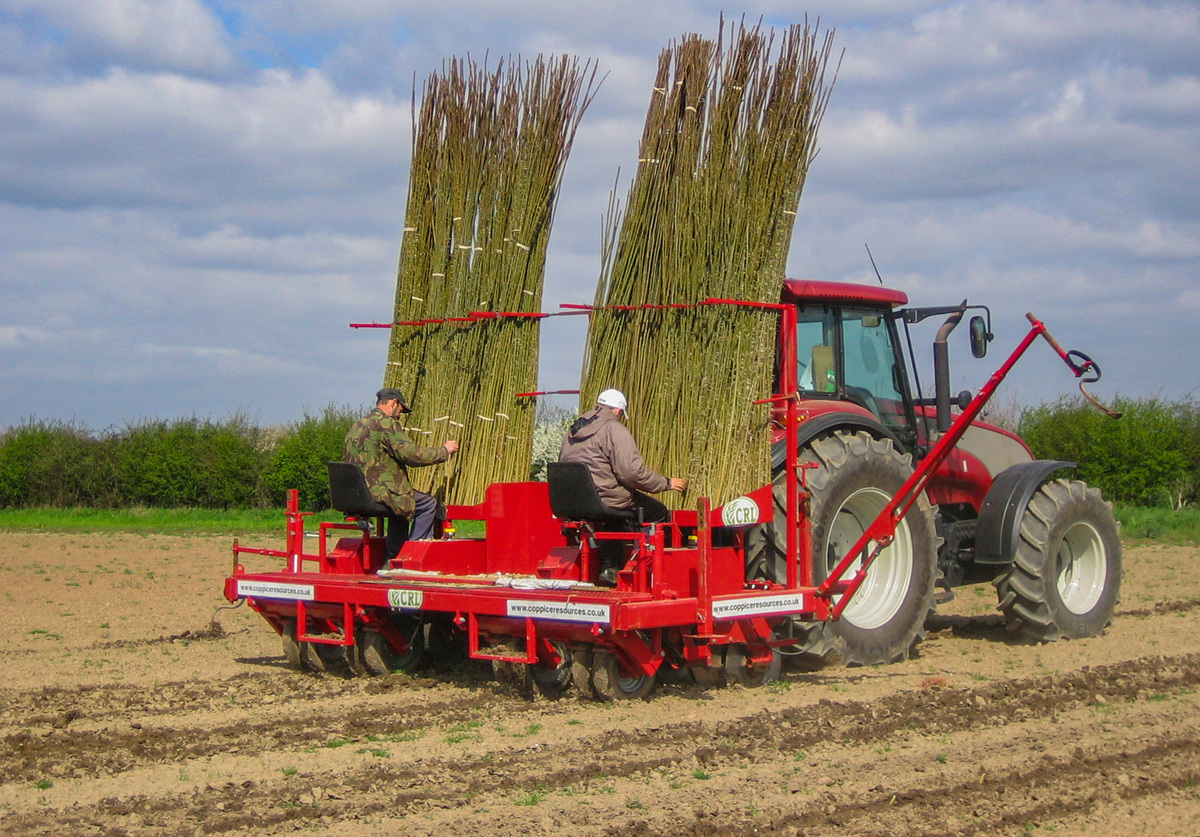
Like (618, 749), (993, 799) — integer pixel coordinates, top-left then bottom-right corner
(1113, 505), (1200, 544)
(0, 505), (1189, 542)
(0, 507), (346, 535)
(0, 508), (489, 538)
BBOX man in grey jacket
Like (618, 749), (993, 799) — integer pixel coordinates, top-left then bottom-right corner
(559, 389), (686, 583)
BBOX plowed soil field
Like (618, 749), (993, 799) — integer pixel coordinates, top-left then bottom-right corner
(2, 532), (1198, 836)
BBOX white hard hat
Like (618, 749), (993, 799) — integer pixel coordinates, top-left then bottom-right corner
(596, 388), (627, 414)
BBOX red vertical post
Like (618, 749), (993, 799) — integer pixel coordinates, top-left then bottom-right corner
(697, 497), (712, 627)
(286, 489), (303, 573)
(779, 303), (801, 590)
(785, 392), (800, 590)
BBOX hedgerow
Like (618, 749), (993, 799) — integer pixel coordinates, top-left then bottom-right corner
(0, 404), (578, 510)
(4, 396), (1194, 511)
(1019, 396), (1200, 509)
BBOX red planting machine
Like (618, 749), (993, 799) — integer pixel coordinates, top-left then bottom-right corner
(223, 280), (1122, 699)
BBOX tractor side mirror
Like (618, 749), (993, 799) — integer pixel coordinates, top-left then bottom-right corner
(969, 315), (989, 358)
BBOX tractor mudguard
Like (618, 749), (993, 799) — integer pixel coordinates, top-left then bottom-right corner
(974, 460), (1075, 564)
(771, 413), (902, 470)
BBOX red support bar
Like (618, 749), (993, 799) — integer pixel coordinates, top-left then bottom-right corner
(696, 497), (712, 627)
(353, 298), (787, 330)
(701, 298), (789, 311)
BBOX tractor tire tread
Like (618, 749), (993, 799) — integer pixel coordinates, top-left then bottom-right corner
(994, 479), (1122, 643)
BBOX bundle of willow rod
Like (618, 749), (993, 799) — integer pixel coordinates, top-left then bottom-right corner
(385, 55), (598, 504)
(580, 19), (837, 508)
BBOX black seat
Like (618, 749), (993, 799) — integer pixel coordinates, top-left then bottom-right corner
(327, 462), (393, 518)
(547, 462), (636, 523)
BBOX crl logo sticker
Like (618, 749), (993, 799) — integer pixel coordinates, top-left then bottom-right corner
(721, 496), (760, 527)
(388, 589), (424, 610)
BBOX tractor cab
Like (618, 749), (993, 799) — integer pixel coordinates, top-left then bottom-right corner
(778, 279), (999, 462)
(780, 280), (920, 452)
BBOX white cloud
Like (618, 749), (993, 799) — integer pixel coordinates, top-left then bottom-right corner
(0, 0), (1197, 429)
(1, 0), (237, 76)
(0, 66), (411, 219)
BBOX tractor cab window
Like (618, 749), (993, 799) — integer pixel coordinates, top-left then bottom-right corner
(841, 308), (907, 429)
(795, 304), (913, 438)
(796, 307), (837, 393)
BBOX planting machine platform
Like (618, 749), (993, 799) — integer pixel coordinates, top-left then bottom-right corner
(224, 282), (1123, 699)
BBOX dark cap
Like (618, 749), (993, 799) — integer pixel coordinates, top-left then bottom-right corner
(376, 387), (412, 412)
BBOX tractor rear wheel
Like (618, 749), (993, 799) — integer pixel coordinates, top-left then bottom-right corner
(995, 479), (1122, 642)
(746, 431), (939, 667)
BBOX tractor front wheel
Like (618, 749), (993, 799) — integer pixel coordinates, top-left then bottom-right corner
(995, 479), (1122, 642)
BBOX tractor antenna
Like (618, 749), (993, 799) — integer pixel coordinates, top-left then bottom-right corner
(865, 243), (884, 285)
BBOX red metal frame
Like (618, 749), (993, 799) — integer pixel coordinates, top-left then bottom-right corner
(225, 300), (1095, 688)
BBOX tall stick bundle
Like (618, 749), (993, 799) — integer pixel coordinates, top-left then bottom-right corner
(385, 55), (598, 504)
(580, 19), (838, 507)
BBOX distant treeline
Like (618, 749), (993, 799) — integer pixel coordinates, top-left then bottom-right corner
(0, 406), (354, 511)
(0, 397), (1196, 510)
(0, 404), (572, 511)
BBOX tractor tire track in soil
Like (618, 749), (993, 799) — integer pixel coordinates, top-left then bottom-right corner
(1, 534), (1198, 835)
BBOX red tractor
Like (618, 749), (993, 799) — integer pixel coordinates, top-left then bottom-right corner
(744, 280), (1122, 669)
(224, 279), (1121, 699)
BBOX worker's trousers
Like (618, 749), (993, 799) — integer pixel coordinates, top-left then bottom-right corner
(385, 490), (441, 559)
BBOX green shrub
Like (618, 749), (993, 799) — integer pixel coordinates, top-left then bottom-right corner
(0, 419), (118, 508)
(262, 404), (360, 509)
(116, 415), (267, 509)
(1019, 396), (1198, 508)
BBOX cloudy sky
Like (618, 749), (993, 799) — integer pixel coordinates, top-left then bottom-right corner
(1, 0), (1196, 431)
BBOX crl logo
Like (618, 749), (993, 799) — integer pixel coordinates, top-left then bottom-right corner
(388, 589), (424, 610)
(721, 496), (760, 527)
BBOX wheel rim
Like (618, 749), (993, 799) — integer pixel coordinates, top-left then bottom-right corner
(591, 651), (653, 700)
(825, 486), (914, 629)
(616, 670), (650, 697)
(1055, 520), (1107, 614)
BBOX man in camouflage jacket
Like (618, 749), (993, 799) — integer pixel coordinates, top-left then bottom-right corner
(344, 388), (459, 558)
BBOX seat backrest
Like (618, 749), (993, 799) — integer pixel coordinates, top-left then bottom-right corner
(547, 461), (634, 522)
(327, 462), (393, 517)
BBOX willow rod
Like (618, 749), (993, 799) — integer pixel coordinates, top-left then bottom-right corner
(385, 55), (600, 504)
(580, 18), (838, 507)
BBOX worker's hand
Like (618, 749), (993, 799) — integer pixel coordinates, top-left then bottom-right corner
(668, 477), (687, 492)
(443, 440), (460, 455)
